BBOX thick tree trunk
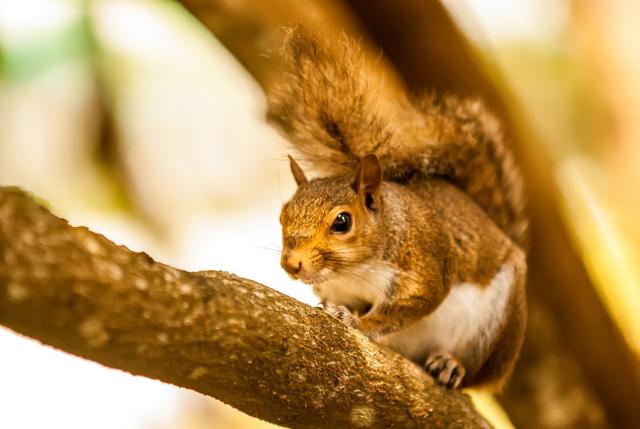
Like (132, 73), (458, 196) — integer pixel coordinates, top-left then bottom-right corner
(339, 2), (640, 428)
(0, 187), (489, 429)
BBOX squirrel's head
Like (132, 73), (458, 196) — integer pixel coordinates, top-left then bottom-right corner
(280, 155), (383, 285)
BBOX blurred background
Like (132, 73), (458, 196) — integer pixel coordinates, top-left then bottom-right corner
(0, 0), (638, 428)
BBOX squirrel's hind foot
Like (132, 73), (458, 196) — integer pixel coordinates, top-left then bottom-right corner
(424, 351), (466, 389)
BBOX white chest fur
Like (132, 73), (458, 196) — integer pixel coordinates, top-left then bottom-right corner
(378, 264), (514, 367)
(313, 263), (396, 309)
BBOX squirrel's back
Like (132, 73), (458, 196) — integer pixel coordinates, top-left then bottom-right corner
(268, 27), (527, 248)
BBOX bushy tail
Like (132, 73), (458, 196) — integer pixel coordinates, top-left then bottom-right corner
(268, 27), (528, 248)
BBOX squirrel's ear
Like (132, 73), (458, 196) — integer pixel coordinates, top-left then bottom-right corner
(288, 155), (308, 186)
(353, 154), (382, 209)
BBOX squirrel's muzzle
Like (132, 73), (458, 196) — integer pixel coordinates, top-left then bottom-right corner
(281, 251), (303, 277)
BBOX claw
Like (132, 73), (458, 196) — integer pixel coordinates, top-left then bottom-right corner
(321, 302), (359, 328)
(424, 351), (466, 389)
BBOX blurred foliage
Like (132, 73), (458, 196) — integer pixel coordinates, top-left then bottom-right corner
(1, 16), (95, 81)
(492, 25), (640, 357)
(494, 41), (609, 158)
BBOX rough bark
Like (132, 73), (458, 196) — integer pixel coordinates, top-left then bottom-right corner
(0, 187), (489, 429)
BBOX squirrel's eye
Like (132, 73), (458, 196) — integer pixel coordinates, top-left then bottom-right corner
(331, 212), (352, 233)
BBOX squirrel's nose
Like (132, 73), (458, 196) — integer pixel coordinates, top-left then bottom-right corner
(282, 253), (303, 276)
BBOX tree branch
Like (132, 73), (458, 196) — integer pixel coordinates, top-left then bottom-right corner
(0, 187), (488, 429)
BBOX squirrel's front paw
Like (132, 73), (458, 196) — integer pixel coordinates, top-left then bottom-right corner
(424, 351), (466, 389)
(320, 303), (359, 329)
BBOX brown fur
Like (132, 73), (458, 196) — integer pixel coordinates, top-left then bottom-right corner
(272, 27), (527, 390)
(269, 26), (528, 248)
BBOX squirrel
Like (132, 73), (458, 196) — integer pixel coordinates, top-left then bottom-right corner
(269, 27), (527, 390)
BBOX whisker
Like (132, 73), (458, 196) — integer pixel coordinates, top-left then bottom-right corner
(323, 257), (383, 271)
(257, 245), (283, 253)
(321, 261), (389, 290)
(340, 269), (391, 292)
